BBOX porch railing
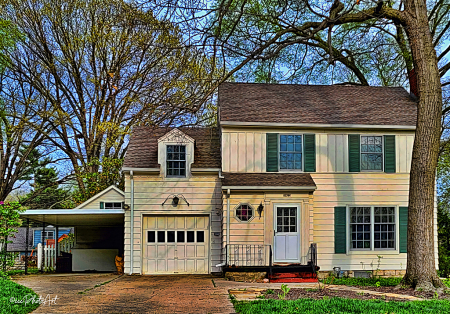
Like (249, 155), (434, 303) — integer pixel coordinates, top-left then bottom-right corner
(224, 243), (318, 270)
(308, 243), (318, 272)
(225, 244), (272, 267)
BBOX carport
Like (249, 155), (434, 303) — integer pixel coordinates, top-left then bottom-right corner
(20, 209), (124, 273)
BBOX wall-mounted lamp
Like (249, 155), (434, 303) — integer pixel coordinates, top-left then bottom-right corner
(162, 194), (190, 207)
(123, 203), (130, 210)
(257, 202), (264, 218)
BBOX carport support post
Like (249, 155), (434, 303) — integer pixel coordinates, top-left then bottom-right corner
(41, 222), (45, 272)
(25, 219), (29, 275)
(55, 225), (58, 271)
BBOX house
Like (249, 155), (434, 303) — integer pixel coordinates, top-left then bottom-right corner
(20, 82), (434, 279)
(120, 82), (431, 278)
(7, 224), (72, 257)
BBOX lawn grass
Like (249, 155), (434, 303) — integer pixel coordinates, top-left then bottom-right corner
(0, 277), (40, 314)
(232, 298), (450, 314)
(321, 276), (402, 287)
(6, 269), (40, 276)
(321, 276), (450, 288)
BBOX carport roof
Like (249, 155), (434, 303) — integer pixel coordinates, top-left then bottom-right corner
(20, 209), (124, 227)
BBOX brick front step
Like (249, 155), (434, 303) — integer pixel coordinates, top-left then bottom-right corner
(269, 272), (319, 283)
(269, 277), (319, 283)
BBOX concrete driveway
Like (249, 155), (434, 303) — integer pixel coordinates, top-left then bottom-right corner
(14, 273), (236, 314)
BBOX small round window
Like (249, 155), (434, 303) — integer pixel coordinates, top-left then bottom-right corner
(235, 204), (254, 222)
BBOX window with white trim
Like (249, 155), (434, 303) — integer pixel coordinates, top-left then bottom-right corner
(235, 204), (254, 222)
(166, 145), (186, 177)
(361, 136), (383, 171)
(43, 231), (54, 241)
(105, 202), (123, 209)
(279, 134), (302, 170)
(350, 206), (396, 250)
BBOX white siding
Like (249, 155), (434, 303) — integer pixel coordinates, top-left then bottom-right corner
(222, 128), (415, 174)
(311, 172), (438, 271)
(124, 174), (222, 274)
(77, 189), (124, 209)
(222, 131), (265, 172)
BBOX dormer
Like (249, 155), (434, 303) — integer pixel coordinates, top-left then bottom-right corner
(123, 127), (221, 177)
(157, 128), (195, 178)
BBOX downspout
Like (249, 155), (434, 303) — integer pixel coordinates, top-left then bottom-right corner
(130, 170), (134, 275)
(226, 188), (230, 265)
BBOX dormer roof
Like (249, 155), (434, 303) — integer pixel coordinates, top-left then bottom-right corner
(123, 127), (221, 169)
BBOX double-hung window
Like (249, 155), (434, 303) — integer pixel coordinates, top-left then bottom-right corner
(361, 136), (383, 171)
(166, 145), (186, 177)
(350, 206), (396, 250)
(279, 134), (302, 170)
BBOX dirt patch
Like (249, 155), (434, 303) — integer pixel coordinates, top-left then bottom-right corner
(263, 288), (449, 301)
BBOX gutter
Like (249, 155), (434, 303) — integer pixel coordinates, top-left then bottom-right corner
(130, 170), (134, 275)
(219, 121), (416, 131)
(226, 188), (230, 266)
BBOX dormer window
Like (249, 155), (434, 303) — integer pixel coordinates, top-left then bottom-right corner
(166, 145), (186, 177)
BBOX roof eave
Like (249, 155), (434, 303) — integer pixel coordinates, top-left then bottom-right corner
(220, 121), (416, 131)
(221, 186), (317, 191)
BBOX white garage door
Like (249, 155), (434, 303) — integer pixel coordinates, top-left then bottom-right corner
(142, 216), (209, 274)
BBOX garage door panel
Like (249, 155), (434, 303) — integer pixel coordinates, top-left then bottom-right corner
(143, 216), (209, 274)
(147, 246), (157, 258)
(197, 259), (206, 272)
(147, 260), (156, 273)
(186, 217), (195, 229)
(157, 259), (166, 272)
(167, 245), (176, 258)
(186, 245), (196, 258)
(157, 246), (167, 258)
(186, 259), (195, 272)
(196, 245), (206, 258)
(197, 217), (207, 229)
(176, 217), (185, 229)
(147, 217), (156, 229)
(157, 217), (165, 229)
(167, 217), (175, 229)
(167, 259), (176, 272)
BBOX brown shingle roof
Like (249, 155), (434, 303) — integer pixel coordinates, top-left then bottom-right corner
(123, 127), (221, 169)
(221, 172), (316, 187)
(219, 82), (417, 126)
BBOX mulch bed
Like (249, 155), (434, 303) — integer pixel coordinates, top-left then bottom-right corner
(263, 287), (450, 301)
(359, 286), (450, 300)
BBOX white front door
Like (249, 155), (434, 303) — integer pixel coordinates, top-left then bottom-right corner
(273, 205), (300, 263)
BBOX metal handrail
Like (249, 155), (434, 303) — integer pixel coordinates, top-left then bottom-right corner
(225, 244), (272, 267)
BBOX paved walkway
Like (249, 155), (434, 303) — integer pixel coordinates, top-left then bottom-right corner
(14, 274), (236, 314)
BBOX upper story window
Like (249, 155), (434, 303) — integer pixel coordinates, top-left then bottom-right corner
(279, 135), (302, 170)
(361, 136), (383, 171)
(166, 145), (186, 177)
(105, 202), (123, 209)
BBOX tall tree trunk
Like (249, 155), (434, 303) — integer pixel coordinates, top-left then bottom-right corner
(402, 0), (444, 290)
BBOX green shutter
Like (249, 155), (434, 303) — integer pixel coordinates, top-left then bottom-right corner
(334, 206), (347, 254)
(100, 202), (104, 209)
(399, 206), (408, 253)
(304, 134), (316, 172)
(384, 135), (396, 173)
(266, 133), (279, 172)
(348, 134), (360, 172)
